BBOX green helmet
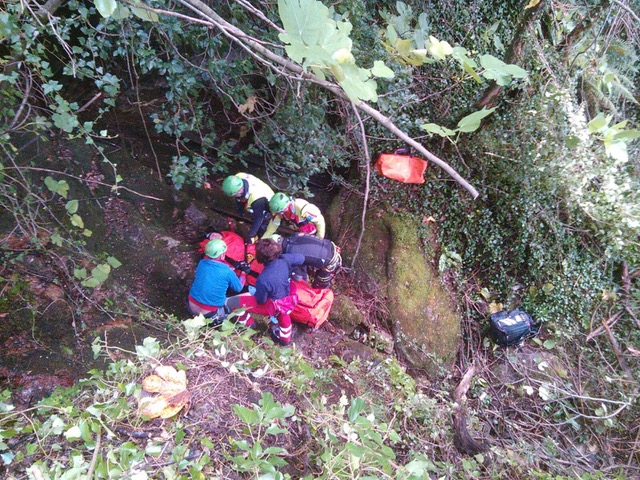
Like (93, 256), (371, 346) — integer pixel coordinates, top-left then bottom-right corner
(204, 238), (227, 259)
(270, 234), (283, 244)
(222, 175), (243, 196)
(269, 193), (291, 213)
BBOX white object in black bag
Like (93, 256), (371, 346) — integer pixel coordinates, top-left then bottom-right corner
(489, 309), (540, 346)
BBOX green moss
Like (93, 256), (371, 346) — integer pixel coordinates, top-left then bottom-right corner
(384, 214), (459, 371)
(329, 294), (366, 331)
(330, 194), (460, 374)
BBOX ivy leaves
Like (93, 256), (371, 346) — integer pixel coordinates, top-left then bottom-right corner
(277, 0), (394, 103)
(74, 257), (121, 288)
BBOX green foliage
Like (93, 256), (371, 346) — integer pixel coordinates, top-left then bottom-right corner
(229, 392), (294, 475)
(587, 112), (640, 164)
(43, 175), (124, 288)
(422, 107), (498, 142)
(167, 155), (209, 190)
(0, 319), (438, 478)
(278, 0), (394, 102)
(2, 0), (639, 476)
(94, 0), (117, 18)
(256, 94), (351, 195)
(539, 87), (639, 262)
(381, 1), (527, 87)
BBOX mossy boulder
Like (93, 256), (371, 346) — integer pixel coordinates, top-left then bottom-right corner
(329, 294), (366, 332)
(326, 190), (460, 373)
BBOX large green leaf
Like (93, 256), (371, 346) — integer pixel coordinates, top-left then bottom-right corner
(614, 129), (640, 141)
(587, 112), (610, 133)
(278, 0), (329, 47)
(371, 61), (394, 78)
(421, 123), (456, 137)
(480, 54), (527, 86)
(457, 107), (497, 133)
(427, 35), (453, 61)
(278, 0), (350, 67)
(278, 0), (380, 102)
(451, 47), (482, 83)
(604, 139), (628, 162)
(233, 405), (261, 425)
(394, 39), (425, 66)
(130, 6), (158, 22)
(94, 0), (117, 18)
(338, 64), (377, 102)
(322, 18), (353, 54)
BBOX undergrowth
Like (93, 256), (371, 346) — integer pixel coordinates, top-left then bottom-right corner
(0, 311), (600, 480)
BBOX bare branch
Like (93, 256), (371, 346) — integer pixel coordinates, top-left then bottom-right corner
(350, 101), (371, 269)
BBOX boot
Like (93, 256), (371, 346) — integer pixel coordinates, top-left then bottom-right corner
(269, 326), (291, 346)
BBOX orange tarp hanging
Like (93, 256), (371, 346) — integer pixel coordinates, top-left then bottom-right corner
(374, 152), (428, 184)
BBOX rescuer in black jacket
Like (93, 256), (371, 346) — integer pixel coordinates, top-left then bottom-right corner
(271, 233), (342, 289)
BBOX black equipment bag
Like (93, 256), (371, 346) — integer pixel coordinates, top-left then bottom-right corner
(489, 309), (540, 346)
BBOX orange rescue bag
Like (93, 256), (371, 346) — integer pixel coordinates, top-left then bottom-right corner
(290, 280), (334, 329)
(374, 152), (428, 184)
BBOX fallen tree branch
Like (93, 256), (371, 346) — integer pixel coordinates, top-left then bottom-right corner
(452, 364), (490, 455)
(3, 166), (164, 201)
(86, 430), (102, 480)
(602, 318), (635, 383)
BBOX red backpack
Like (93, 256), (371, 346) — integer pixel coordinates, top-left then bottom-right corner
(199, 231), (263, 285)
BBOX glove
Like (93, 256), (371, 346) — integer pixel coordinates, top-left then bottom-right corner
(244, 235), (258, 245)
(236, 261), (251, 274)
(248, 285), (256, 295)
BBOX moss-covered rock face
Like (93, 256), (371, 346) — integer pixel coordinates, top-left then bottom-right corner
(385, 214), (460, 372)
(328, 190), (460, 373)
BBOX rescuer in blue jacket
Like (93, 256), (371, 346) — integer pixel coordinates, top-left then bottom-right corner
(187, 239), (247, 324)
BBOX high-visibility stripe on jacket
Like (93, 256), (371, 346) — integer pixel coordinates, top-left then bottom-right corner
(263, 198), (326, 238)
(234, 173), (274, 212)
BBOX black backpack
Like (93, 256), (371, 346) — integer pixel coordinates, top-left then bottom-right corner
(489, 309), (540, 346)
